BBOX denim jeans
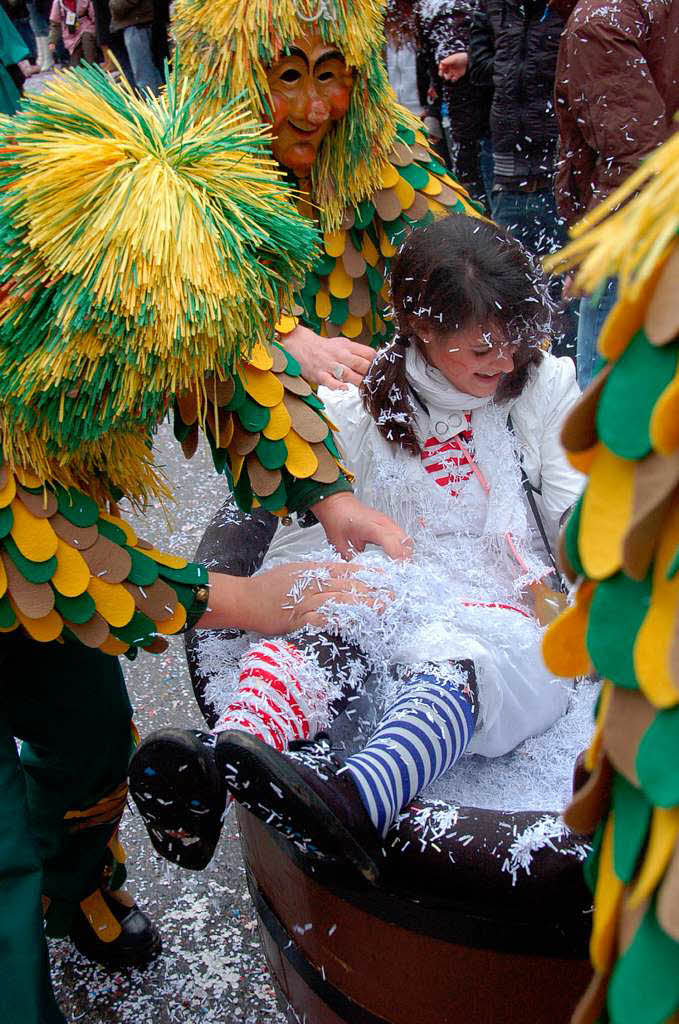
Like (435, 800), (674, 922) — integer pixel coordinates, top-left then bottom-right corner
(27, 1), (49, 37)
(491, 187), (567, 258)
(123, 24), (162, 95)
(15, 17), (37, 63)
(577, 278), (618, 389)
(492, 187), (577, 360)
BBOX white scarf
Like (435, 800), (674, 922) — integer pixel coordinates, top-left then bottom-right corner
(399, 343), (547, 585)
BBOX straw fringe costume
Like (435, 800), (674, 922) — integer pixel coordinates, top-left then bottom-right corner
(0, 65), (348, 1024)
(172, 0), (481, 358)
(543, 130), (679, 1024)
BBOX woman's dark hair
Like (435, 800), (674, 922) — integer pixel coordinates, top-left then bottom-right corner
(361, 214), (551, 454)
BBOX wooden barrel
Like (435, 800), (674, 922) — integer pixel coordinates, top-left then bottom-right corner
(187, 499), (593, 1024)
(238, 807), (592, 1024)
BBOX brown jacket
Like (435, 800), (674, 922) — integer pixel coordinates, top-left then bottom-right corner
(109, 0), (153, 32)
(553, 0), (679, 225)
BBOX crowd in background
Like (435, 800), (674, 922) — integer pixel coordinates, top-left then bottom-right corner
(0, 0), (169, 92)
(386, 0), (679, 382)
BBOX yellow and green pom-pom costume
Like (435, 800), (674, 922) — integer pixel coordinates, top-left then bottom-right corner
(0, 65), (347, 659)
(173, 0), (481, 354)
(543, 130), (679, 1024)
(0, 64), (351, 1021)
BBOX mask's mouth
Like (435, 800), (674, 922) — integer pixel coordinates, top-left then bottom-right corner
(287, 120), (324, 137)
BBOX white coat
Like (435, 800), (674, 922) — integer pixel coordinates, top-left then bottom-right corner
(263, 352), (584, 758)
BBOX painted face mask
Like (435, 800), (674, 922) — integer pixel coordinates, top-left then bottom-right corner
(266, 35), (354, 178)
(173, 0), (401, 231)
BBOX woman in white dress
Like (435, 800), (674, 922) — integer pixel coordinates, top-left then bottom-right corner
(130, 215), (583, 881)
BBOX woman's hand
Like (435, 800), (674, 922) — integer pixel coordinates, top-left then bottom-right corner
(311, 492), (414, 561)
(438, 52), (469, 82)
(282, 324), (376, 390)
(198, 564), (386, 635)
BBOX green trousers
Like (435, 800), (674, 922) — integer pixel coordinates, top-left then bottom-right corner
(0, 634), (134, 1024)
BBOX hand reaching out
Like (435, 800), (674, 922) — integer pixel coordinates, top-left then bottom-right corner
(200, 563), (388, 635)
(281, 324), (377, 390)
(438, 52), (469, 82)
(312, 492), (414, 562)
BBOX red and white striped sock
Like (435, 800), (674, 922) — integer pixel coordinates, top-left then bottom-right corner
(213, 640), (322, 751)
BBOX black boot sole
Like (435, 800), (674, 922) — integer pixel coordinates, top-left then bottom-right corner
(129, 729), (225, 870)
(216, 731), (380, 884)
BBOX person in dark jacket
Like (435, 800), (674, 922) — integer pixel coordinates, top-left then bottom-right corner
(468, 0), (574, 356)
(92, 0), (133, 81)
(468, 0), (564, 244)
(417, 0), (493, 209)
(2, 0), (38, 67)
(552, 0), (679, 386)
(109, 0), (165, 93)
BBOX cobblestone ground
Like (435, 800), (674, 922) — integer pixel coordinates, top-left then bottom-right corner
(50, 424), (287, 1024)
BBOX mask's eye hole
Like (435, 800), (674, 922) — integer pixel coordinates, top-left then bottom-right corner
(280, 68), (302, 84)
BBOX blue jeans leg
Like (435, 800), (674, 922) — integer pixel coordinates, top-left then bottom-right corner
(123, 24), (162, 95)
(491, 187), (567, 257)
(27, 2), (49, 38)
(15, 18), (37, 63)
(491, 188), (577, 360)
(577, 279), (618, 389)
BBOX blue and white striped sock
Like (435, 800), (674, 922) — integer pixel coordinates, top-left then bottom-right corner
(344, 666), (477, 836)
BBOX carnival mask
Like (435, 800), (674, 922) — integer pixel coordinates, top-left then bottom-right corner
(266, 34), (354, 178)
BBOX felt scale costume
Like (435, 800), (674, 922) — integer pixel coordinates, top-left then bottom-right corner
(0, 66), (347, 659)
(0, 64), (346, 1024)
(543, 130), (679, 1024)
(172, 0), (480, 356)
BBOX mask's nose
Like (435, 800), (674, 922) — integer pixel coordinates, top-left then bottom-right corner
(292, 80), (330, 127)
(306, 91), (331, 127)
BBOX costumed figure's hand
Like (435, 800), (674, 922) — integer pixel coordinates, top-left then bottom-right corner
(282, 324), (376, 390)
(311, 492), (414, 562)
(199, 564), (386, 635)
(438, 52), (469, 82)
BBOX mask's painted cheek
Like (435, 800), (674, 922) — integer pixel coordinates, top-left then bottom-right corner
(269, 92), (289, 130)
(327, 80), (353, 121)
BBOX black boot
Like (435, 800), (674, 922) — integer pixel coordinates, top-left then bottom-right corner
(216, 731), (382, 883)
(129, 728), (226, 870)
(69, 888), (162, 969)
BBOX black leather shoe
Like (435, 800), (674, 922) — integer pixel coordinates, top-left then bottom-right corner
(69, 889), (162, 970)
(129, 728), (226, 870)
(216, 731), (381, 883)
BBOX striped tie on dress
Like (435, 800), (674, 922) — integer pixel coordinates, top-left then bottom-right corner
(420, 413), (475, 495)
(344, 669), (477, 837)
